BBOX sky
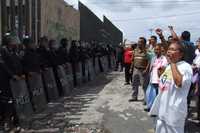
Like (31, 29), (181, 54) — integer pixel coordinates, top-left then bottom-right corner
(64, 0), (200, 43)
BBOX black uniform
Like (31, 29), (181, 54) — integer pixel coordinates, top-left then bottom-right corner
(0, 47), (23, 126)
(69, 43), (79, 86)
(48, 48), (64, 96)
(22, 49), (41, 74)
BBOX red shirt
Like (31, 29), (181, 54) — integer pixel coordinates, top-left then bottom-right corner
(124, 48), (133, 64)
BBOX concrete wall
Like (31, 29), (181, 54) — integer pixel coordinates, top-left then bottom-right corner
(40, 0), (80, 41)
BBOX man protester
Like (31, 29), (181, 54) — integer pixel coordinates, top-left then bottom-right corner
(168, 26), (195, 65)
(129, 37), (150, 102)
(155, 28), (173, 50)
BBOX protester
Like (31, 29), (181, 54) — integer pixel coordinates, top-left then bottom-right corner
(168, 26), (195, 65)
(155, 28), (173, 50)
(115, 44), (124, 72)
(124, 45), (133, 85)
(150, 41), (193, 133)
(192, 39), (200, 122)
(145, 44), (168, 112)
(129, 37), (150, 102)
(148, 35), (157, 51)
(161, 45), (167, 56)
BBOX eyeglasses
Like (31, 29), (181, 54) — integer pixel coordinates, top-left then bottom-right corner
(167, 48), (180, 52)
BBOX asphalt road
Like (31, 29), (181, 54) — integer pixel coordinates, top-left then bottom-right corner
(14, 71), (200, 133)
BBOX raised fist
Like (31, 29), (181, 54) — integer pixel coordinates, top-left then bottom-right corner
(168, 26), (173, 31)
(155, 28), (163, 36)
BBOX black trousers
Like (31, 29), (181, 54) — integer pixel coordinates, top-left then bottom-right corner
(124, 63), (132, 83)
(0, 87), (19, 126)
(71, 62), (77, 86)
(115, 60), (123, 71)
(197, 88), (200, 120)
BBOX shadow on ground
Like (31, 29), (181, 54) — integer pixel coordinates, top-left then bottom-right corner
(185, 105), (200, 133)
(23, 72), (117, 132)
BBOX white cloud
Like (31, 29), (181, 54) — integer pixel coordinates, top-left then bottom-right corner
(64, 0), (200, 41)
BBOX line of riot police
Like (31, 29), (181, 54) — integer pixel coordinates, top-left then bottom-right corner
(0, 34), (116, 130)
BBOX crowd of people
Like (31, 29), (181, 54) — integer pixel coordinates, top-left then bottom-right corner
(1, 26), (200, 132)
(0, 34), (116, 131)
(117, 26), (200, 133)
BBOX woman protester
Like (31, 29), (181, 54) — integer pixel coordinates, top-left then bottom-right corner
(150, 41), (193, 133)
(145, 44), (168, 112)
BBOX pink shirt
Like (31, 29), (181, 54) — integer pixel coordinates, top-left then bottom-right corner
(150, 55), (168, 84)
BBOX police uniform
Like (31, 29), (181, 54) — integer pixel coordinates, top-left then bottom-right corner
(0, 46), (23, 126)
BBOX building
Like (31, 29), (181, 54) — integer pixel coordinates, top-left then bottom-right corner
(79, 1), (123, 46)
(103, 16), (123, 46)
(0, 0), (80, 45)
(40, 0), (80, 41)
(79, 1), (103, 43)
(1, 0), (122, 45)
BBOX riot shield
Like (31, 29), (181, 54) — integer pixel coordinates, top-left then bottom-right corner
(10, 79), (33, 122)
(57, 65), (71, 96)
(88, 59), (95, 81)
(82, 60), (89, 83)
(95, 58), (100, 74)
(63, 63), (74, 90)
(42, 68), (59, 101)
(81, 61), (87, 83)
(27, 72), (47, 112)
(76, 62), (82, 86)
(102, 56), (108, 72)
(111, 55), (116, 69)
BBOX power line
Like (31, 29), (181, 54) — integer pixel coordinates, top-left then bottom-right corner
(112, 11), (200, 22)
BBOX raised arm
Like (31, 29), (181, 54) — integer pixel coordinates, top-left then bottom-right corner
(168, 26), (179, 41)
(155, 28), (168, 48)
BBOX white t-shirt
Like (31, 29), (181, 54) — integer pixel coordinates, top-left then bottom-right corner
(150, 55), (168, 84)
(157, 61), (193, 127)
(193, 49), (200, 68)
(195, 49), (200, 56)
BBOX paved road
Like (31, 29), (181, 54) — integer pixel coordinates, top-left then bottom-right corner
(16, 71), (200, 133)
